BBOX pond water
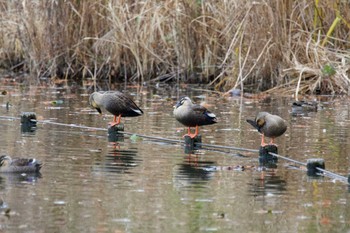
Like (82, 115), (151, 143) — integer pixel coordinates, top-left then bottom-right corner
(0, 83), (350, 232)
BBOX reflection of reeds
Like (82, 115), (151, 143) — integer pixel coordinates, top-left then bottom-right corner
(0, 1), (349, 94)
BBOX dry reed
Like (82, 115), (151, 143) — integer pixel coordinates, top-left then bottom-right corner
(0, 0), (349, 95)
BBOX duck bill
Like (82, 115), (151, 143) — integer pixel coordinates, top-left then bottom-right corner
(96, 107), (102, 114)
(246, 119), (259, 130)
(174, 102), (181, 109)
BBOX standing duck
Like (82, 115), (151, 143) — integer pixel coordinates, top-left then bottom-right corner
(174, 97), (217, 138)
(89, 91), (143, 126)
(0, 155), (42, 173)
(246, 112), (287, 146)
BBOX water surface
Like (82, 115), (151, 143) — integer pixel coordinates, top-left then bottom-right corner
(0, 84), (349, 232)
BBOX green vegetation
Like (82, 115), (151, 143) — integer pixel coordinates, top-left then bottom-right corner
(0, 0), (349, 94)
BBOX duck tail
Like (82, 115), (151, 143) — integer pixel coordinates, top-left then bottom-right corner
(35, 163), (42, 172)
(205, 111), (217, 123)
(132, 108), (143, 115)
(28, 158), (42, 172)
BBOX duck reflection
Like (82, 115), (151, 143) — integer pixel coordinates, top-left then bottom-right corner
(173, 150), (216, 191)
(0, 173), (41, 188)
(92, 134), (141, 174)
(248, 169), (287, 198)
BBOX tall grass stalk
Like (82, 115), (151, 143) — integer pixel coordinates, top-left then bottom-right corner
(0, 0), (349, 94)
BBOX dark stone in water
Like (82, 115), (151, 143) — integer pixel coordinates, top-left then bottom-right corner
(307, 158), (325, 176)
(20, 112), (37, 124)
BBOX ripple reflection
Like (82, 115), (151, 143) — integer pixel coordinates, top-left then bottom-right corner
(248, 170), (287, 198)
(0, 173), (42, 188)
(92, 135), (141, 174)
(173, 153), (216, 192)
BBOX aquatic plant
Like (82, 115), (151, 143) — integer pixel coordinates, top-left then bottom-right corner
(0, 0), (349, 94)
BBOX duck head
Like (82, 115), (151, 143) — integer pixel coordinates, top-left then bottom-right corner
(89, 93), (102, 114)
(174, 97), (193, 109)
(0, 155), (11, 167)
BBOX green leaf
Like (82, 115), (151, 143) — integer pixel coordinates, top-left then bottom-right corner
(322, 64), (336, 76)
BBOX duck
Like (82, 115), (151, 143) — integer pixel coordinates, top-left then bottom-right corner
(291, 100), (319, 115)
(0, 155), (42, 173)
(174, 97), (217, 138)
(246, 112), (287, 147)
(89, 91), (143, 126)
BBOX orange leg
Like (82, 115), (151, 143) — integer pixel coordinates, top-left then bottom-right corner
(109, 114), (122, 126)
(193, 125), (199, 138)
(110, 142), (121, 156)
(269, 137), (278, 146)
(261, 134), (268, 147)
(183, 127), (192, 138)
(188, 153), (198, 166)
(260, 170), (265, 181)
(183, 125), (199, 139)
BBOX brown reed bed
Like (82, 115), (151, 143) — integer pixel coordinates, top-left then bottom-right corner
(0, 0), (349, 95)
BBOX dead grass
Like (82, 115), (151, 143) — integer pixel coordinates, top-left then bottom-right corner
(0, 0), (349, 94)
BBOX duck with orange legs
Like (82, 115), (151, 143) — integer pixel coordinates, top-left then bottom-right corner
(89, 91), (143, 128)
(174, 97), (217, 141)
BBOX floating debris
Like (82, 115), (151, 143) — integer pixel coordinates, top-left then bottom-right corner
(89, 149), (102, 153)
(111, 218), (131, 223)
(1, 102), (11, 110)
(130, 134), (143, 142)
(51, 100), (64, 105)
(215, 212), (225, 219)
(53, 200), (66, 205)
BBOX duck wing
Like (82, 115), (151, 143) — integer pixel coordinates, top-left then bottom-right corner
(104, 91), (143, 117)
(192, 104), (217, 122)
(11, 158), (36, 166)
